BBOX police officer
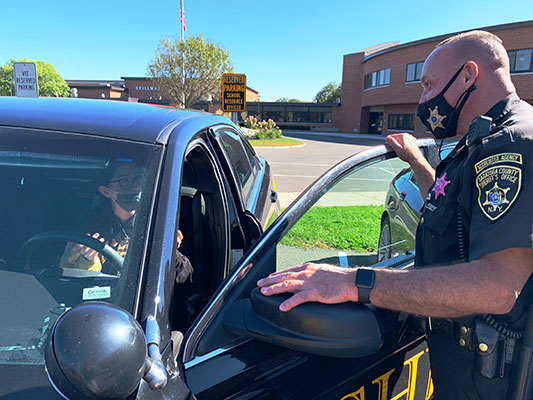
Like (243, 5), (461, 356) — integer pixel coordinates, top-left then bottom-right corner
(257, 30), (532, 399)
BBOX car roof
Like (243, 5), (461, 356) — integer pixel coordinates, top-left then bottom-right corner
(0, 97), (231, 144)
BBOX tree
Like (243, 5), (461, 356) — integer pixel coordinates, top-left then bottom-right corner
(314, 82), (341, 103)
(148, 34), (232, 108)
(0, 58), (70, 97)
(275, 97), (303, 103)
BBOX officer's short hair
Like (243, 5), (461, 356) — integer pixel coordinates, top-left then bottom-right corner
(437, 30), (509, 71)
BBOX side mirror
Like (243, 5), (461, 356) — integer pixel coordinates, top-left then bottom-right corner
(224, 288), (383, 358)
(45, 302), (148, 400)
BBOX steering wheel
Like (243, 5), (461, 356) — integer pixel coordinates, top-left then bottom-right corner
(17, 231), (124, 272)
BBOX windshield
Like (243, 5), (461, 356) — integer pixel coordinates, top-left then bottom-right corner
(0, 126), (162, 369)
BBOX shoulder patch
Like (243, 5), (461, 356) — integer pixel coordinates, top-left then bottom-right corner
(475, 153), (522, 221)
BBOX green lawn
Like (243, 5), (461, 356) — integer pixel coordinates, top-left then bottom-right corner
(249, 136), (305, 147)
(280, 205), (384, 252)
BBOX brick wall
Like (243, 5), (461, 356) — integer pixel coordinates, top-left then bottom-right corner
(336, 52), (364, 133)
(71, 86), (126, 100)
(123, 78), (162, 101)
(246, 88), (259, 102)
(333, 22), (533, 136)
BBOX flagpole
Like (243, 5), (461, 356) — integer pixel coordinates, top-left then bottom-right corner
(181, 0), (184, 43)
(180, 0), (185, 107)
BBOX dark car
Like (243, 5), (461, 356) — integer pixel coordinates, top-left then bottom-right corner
(0, 97), (445, 400)
(378, 143), (457, 262)
(0, 97), (279, 397)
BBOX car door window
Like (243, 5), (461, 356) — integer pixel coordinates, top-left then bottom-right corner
(183, 144), (437, 400)
(185, 151), (422, 357)
(277, 157), (412, 271)
(217, 129), (258, 202)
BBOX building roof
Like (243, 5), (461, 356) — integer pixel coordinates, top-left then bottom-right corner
(66, 80), (125, 91)
(66, 80), (125, 86)
(347, 42), (399, 57)
(359, 19), (533, 62)
(0, 97), (228, 144)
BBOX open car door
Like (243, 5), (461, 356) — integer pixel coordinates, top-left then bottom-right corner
(181, 139), (441, 400)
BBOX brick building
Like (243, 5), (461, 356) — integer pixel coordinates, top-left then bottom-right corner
(122, 76), (259, 106)
(66, 80), (128, 100)
(66, 76), (259, 106)
(66, 76), (259, 108)
(333, 20), (533, 136)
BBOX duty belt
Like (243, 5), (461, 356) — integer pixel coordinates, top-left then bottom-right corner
(428, 317), (476, 350)
(428, 317), (518, 379)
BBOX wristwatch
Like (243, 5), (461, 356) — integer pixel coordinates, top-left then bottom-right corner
(355, 268), (375, 304)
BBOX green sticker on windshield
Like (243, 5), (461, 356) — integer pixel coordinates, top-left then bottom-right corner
(83, 286), (111, 300)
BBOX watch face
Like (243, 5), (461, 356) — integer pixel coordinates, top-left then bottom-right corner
(356, 268), (375, 288)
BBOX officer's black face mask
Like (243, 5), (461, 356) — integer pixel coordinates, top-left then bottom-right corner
(417, 64), (477, 139)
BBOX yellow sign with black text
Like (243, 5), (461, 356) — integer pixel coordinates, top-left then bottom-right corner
(222, 74), (246, 112)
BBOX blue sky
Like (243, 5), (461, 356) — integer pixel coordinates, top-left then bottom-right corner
(2, 1), (531, 101)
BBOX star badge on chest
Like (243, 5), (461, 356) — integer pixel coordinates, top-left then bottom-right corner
(432, 172), (451, 199)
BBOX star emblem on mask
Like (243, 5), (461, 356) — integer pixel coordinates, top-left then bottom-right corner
(427, 106), (446, 131)
(432, 172), (451, 199)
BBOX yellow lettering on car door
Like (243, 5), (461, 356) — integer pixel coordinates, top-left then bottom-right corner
(339, 347), (434, 400)
(391, 350), (424, 400)
(372, 369), (395, 400)
(340, 386), (365, 400)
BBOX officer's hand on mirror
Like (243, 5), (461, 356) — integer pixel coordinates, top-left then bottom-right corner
(386, 133), (424, 164)
(76, 232), (105, 262)
(257, 263), (358, 312)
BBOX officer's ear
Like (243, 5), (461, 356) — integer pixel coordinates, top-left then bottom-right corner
(98, 185), (114, 199)
(463, 61), (479, 86)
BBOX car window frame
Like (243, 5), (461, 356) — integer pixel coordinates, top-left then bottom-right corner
(211, 126), (260, 206)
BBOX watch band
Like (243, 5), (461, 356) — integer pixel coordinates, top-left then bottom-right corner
(355, 268), (375, 304)
(357, 285), (372, 304)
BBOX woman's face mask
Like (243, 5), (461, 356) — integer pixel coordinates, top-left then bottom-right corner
(113, 191), (141, 212)
(417, 64), (476, 139)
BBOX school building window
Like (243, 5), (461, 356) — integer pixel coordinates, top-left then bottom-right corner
(406, 62), (424, 82)
(388, 114), (415, 131)
(508, 49), (533, 73)
(309, 107), (332, 123)
(364, 68), (390, 89)
(263, 105), (285, 122)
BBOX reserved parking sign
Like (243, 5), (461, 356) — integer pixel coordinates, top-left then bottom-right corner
(13, 62), (38, 98)
(222, 74), (246, 112)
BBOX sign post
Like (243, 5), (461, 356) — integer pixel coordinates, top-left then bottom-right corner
(13, 62), (38, 98)
(222, 74), (246, 115)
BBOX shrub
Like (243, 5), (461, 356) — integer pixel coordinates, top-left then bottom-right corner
(244, 115), (258, 129)
(256, 127), (282, 140)
(244, 117), (282, 140)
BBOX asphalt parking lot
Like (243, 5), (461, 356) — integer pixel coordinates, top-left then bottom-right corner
(254, 130), (386, 207)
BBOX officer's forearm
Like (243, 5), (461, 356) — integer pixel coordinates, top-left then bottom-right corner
(409, 155), (435, 197)
(369, 249), (531, 318)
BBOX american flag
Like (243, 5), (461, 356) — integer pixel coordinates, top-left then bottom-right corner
(180, 0), (187, 32)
